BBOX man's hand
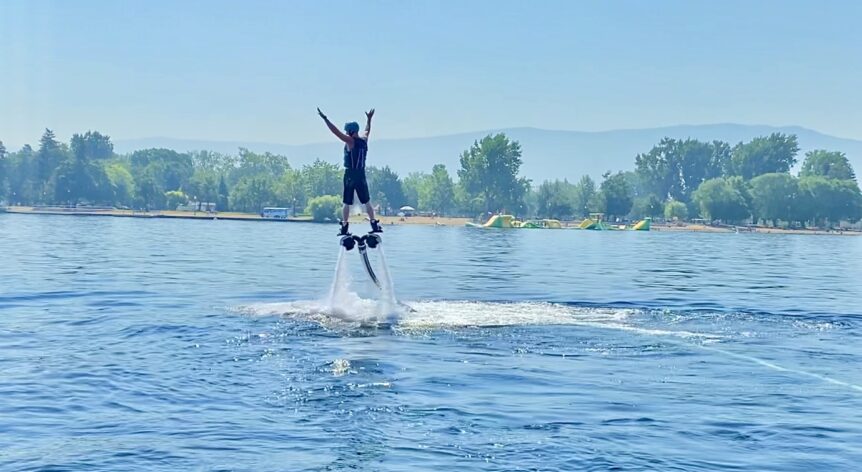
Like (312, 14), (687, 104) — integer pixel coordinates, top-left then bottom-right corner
(319, 107), (352, 145)
(363, 108), (375, 139)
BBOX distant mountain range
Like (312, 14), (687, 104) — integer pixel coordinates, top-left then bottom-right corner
(114, 124), (862, 183)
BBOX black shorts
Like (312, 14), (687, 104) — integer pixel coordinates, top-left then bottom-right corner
(343, 169), (370, 205)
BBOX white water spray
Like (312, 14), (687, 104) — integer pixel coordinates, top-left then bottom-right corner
(375, 246), (400, 320)
(326, 248), (346, 304)
(325, 248), (357, 318)
(321, 239), (405, 324)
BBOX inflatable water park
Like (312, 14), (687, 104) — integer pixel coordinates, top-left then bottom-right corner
(466, 213), (651, 231)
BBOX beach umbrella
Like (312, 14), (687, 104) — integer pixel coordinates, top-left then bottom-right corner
(400, 206), (415, 212)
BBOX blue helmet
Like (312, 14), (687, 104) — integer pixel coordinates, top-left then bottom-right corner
(344, 121), (360, 135)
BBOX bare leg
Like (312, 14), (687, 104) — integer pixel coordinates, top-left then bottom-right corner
(342, 204), (350, 223)
(365, 202), (376, 221)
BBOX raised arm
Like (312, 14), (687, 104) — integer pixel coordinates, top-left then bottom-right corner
(363, 108), (375, 139)
(317, 108), (353, 146)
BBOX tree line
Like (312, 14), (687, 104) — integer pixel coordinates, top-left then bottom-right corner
(534, 133), (861, 228)
(0, 129), (462, 217)
(1, 129), (860, 227)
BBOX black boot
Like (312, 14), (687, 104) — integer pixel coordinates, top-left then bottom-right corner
(370, 219), (383, 233)
(338, 221), (350, 236)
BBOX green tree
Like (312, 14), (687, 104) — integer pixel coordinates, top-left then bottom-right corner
(749, 173), (800, 226)
(731, 133), (799, 180)
(664, 200), (688, 220)
(275, 168), (306, 215)
(135, 173), (163, 210)
(831, 180), (862, 224)
(230, 175), (277, 213)
(70, 131), (114, 161)
(454, 183), (483, 216)
(217, 175), (230, 212)
(130, 148), (194, 189)
(191, 150), (236, 175)
(796, 176), (823, 226)
(635, 138), (730, 202)
(104, 162), (136, 207)
(798, 176), (862, 227)
(423, 164), (455, 215)
(727, 176), (753, 214)
(50, 131), (115, 205)
(36, 129), (68, 202)
(692, 178), (750, 223)
(367, 165), (406, 212)
(229, 148), (289, 185)
(629, 194), (664, 219)
(598, 171), (634, 219)
(572, 175), (598, 217)
(164, 190), (189, 210)
(0, 140), (7, 200)
(306, 195), (341, 222)
(401, 172), (429, 209)
(188, 170), (219, 206)
(799, 150), (856, 181)
(536, 179), (576, 219)
(7, 145), (38, 204)
(130, 148), (194, 208)
(457, 133), (530, 214)
(621, 171), (651, 200)
(301, 159), (342, 198)
(51, 158), (110, 205)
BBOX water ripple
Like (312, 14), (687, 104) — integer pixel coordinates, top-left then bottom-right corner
(1, 215), (861, 470)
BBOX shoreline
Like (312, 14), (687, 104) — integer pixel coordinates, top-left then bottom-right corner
(2, 206), (859, 236)
(1, 206), (472, 227)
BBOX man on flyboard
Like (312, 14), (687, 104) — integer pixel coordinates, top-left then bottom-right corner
(317, 107), (383, 236)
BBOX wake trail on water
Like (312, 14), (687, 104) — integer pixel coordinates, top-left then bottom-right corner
(697, 344), (862, 393)
(237, 295), (862, 394)
(237, 243), (862, 394)
(239, 298), (720, 343)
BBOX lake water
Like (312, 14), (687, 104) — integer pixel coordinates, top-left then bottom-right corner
(1, 214), (861, 471)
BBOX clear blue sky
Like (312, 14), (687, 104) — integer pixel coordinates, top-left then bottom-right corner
(1, 0), (860, 148)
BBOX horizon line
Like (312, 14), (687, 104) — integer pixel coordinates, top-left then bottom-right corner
(2, 122), (857, 151)
(110, 122), (856, 147)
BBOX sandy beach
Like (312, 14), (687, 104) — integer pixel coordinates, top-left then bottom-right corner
(2, 206), (472, 226)
(3, 206), (858, 235)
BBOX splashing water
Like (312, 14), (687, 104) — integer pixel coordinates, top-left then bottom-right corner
(324, 248), (358, 320)
(321, 243), (403, 325)
(375, 246), (399, 322)
(326, 247), (346, 303)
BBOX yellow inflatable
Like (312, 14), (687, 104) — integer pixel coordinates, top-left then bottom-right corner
(465, 214), (516, 228)
(632, 217), (651, 231)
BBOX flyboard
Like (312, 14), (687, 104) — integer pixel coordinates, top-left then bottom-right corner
(338, 231), (415, 314)
(339, 232), (383, 288)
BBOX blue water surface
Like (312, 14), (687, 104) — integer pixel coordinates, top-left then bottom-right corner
(1, 214), (861, 471)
